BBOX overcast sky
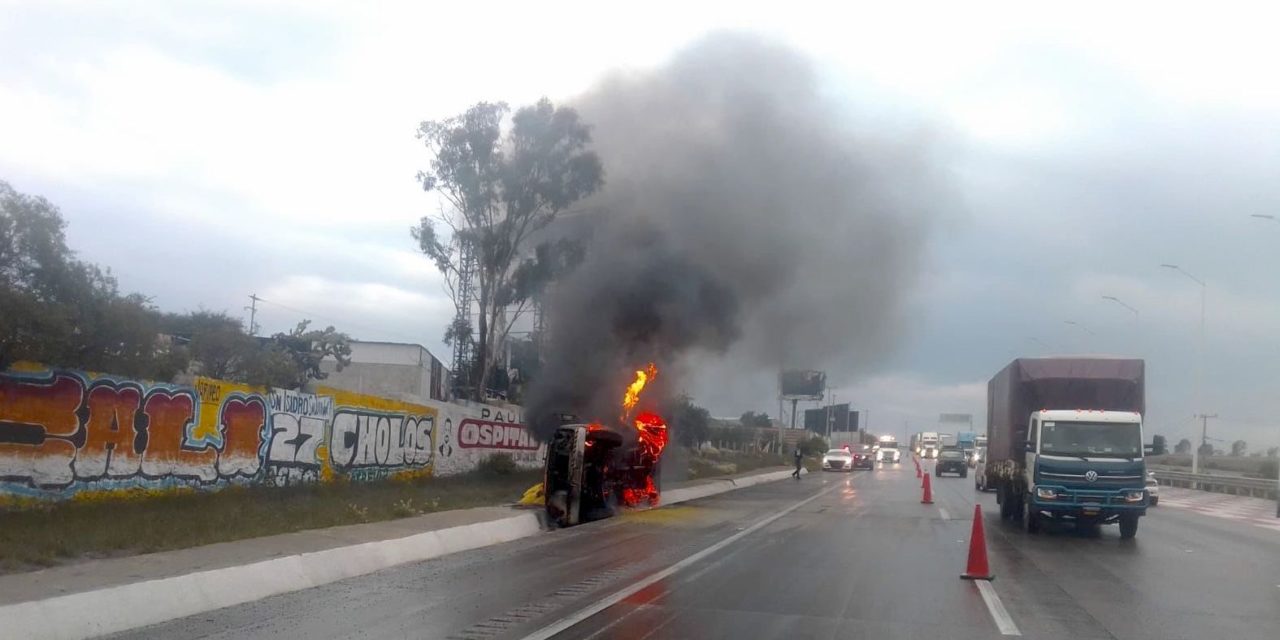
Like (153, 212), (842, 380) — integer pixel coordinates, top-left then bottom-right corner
(2, 1), (1278, 449)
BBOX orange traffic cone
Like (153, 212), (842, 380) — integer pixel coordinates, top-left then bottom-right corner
(921, 472), (934, 504)
(961, 504), (994, 580)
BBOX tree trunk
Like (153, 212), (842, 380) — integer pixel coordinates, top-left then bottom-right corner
(475, 283), (490, 402)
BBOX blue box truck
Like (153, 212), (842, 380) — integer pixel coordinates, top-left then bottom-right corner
(986, 357), (1148, 538)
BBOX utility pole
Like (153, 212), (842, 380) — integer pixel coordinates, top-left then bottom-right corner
(826, 391), (837, 439)
(1162, 264), (1208, 472)
(1197, 413), (1217, 448)
(245, 294), (261, 336)
(1191, 413), (1217, 475)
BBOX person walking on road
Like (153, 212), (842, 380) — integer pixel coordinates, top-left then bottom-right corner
(792, 446), (803, 479)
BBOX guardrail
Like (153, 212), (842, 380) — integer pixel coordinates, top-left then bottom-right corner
(1151, 469), (1278, 501)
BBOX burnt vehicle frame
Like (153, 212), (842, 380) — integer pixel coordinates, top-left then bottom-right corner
(544, 422), (663, 527)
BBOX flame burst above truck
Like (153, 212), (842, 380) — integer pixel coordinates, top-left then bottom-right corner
(544, 363), (669, 527)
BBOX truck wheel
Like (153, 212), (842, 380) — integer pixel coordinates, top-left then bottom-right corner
(998, 486), (1013, 519)
(1119, 514), (1139, 539)
(1022, 496), (1040, 534)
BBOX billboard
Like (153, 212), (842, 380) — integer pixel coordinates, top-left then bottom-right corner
(804, 408), (825, 431)
(939, 413), (973, 426)
(780, 370), (826, 399)
(804, 404), (858, 432)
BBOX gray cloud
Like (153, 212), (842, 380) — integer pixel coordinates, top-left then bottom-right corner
(523, 33), (948, 437)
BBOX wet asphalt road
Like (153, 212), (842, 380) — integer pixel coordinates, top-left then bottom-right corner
(113, 460), (1280, 640)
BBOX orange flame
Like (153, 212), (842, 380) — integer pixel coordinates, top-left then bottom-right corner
(615, 363), (667, 508)
(626, 410), (668, 506)
(621, 362), (658, 421)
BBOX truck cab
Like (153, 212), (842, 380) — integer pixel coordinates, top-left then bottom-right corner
(1017, 409), (1147, 537)
(956, 431), (977, 463)
(920, 432), (940, 458)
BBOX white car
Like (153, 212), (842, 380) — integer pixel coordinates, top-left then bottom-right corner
(822, 449), (854, 472)
(1146, 472), (1160, 506)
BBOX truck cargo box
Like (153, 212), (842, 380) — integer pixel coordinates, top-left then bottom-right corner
(987, 357), (1144, 465)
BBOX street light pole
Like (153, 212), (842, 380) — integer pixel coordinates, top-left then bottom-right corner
(1101, 295), (1139, 316)
(1102, 295), (1141, 357)
(1063, 320), (1094, 352)
(1162, 263), (1208, 474)
(1064, 320), (1096, 335)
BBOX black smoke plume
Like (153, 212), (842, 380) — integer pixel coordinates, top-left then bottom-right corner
(525, 33), (945, 439)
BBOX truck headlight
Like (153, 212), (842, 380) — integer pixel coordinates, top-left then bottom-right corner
(1124, 490), (1145, 502)
(1035, 487), (1058, 500)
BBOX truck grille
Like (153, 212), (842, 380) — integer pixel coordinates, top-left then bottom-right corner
(1039, 472), (1142, 487)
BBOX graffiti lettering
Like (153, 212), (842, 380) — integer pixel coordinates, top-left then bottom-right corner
(478, 407), (521, 423)
(267, 390), (333, 417)
(330, 411), (433, 470)
(139, 389), (217, 482)
(216, 396), (267, 478)
(457, 420), (538, 450)
(195, 378), (223, 405)
(268, 414), (323, 465)
(73, 382), (145, 479)
(0, 373), (83, 485)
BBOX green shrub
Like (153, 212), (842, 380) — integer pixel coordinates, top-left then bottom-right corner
(1260, 459), (1278, 480)
(477, 453), (519, 476)
(799, 436), (829, 457)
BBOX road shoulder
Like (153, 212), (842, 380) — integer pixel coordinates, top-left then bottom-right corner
(0, 466), (799, 640)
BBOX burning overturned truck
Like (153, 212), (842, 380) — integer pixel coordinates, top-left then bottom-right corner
(543, 364), (669, 527)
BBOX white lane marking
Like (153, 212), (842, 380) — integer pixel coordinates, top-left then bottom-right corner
(581, 604), (657, 640)
(938, 507), (951, 521)
(976, 580), (1022, 636)
(519, 480), (846, 640)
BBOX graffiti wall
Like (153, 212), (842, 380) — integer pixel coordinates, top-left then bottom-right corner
(432, 404), (541, 476)
(0, 366), (543, 501)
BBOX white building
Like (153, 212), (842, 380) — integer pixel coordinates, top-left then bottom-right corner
(320, 341), (449, 405)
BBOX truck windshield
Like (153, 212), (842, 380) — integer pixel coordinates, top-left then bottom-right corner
(1040, 421), (1142, 458)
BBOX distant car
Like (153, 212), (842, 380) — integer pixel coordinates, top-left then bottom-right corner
(822, 449), (853, 472)
(878, 444), (901, 464)
(935, 449), (968, 477)
(1146, 472), (1160, 506)
(850, 444), (876, 469)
